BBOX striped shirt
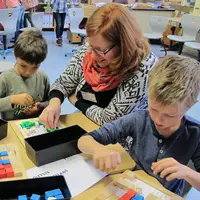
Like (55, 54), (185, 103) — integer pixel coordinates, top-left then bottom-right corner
(2, 0), (20, 8)
(51, 0), (68, 13)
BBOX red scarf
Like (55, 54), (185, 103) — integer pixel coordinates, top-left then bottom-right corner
(82, 52), (120, 92)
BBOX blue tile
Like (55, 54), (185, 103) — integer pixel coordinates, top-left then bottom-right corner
(55, 194), (64, 199)
(0, 151), (8, 156)
(52, 189), (62, 196)
(2, 159), (10, 165)
(18, 195), (28, 200)
(30, 194), (40, 200)
(45, 191), (54, 198)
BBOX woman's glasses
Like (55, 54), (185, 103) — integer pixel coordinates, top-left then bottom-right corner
(86, 43), (116, 56)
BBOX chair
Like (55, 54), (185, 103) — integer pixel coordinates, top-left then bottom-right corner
(65, 8), (87, 57)
(183, 30), (200, 62)
(184, 42), (200, 62)
(20, 12), (44, 32)
(0, 8), (20, 59)
(144, 16), (169, 56)
(68, 7), (86, 43)
(167, 14), (200, 55)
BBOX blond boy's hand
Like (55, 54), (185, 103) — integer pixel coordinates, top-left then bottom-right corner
(151, 158), (187, 181)
(10, 93), (34, 106)
(93, 146), (121, 173)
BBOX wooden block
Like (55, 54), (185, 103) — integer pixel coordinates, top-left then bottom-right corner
(145, 194), (162, 200)
(0, 145), (7, 151)
(106, 194), (118, 200)
(95, 189), (113, 200)
(14, 168), (23, 177)
(1, 156), (9, 160)
(170, 196), (184, 200)
(114, 178), (132, 191)
(123, 171), (136, 181)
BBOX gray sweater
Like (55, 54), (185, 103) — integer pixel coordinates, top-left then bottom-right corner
(0, 67), (50, 120)
(88, 110), (200, 196)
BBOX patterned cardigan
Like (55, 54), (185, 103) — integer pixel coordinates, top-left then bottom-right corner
(50, 45), (157, 125)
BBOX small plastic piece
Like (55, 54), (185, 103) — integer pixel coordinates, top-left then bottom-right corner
(130, 193), (144, 200)
(45, 191), (54, 199)
(0, 151), (8, 156)
(119, 189), (137, 200)
(30, 194), (41, 200)
(52, 189), (62, 196)
(55, 194), (64, 199)
(18, 195), (28, 200)
(2, 159), (10, 165)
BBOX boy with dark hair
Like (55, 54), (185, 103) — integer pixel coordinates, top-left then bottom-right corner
(0, 30), (50, 120)
(78, 55), (200, 196)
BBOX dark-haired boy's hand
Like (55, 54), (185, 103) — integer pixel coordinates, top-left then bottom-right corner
(151, 158), (187, 181)
(10, 93), (34, 106)
(93, 146), (121, 173)
(24, 102), (41, 116)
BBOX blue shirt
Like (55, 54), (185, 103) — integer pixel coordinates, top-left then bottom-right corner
(51, 0), (68, 13)
(87, 110), (200, 196)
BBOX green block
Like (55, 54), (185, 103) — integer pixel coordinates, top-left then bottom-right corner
(38, 121), (44, 126)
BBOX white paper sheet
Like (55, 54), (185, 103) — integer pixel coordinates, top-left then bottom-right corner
(27, 155), (107, 197)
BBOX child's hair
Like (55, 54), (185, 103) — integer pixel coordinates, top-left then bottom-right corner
(148, 55), (200, 108)
(14, 30), (48, 65)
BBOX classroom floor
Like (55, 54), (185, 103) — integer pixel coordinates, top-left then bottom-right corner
(0, 31), (200, 121)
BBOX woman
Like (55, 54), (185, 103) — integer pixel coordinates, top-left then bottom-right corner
(39, 3), (157, 129)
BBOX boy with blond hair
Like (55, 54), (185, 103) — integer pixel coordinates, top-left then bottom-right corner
(78, 55), (200, 196)
(0, 30), (50, 120)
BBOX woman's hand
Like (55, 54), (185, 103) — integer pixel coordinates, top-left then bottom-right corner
(151, 158), (187, 181)
(68, 94), (78, 105)
(93, 146), (121, 173)
(39, 98), (61, 129)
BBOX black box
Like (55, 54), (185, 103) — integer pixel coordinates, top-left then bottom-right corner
(0, 119), (7, 140)
(25, 125), (86, 166)
(0, 175), (71, 199)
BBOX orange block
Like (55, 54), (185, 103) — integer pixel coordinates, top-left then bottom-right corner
(0, 169), (6, 179)
(0, 164), (3, 169)
(6, 167), (14, 178)
(118, 189), (137, 200)
(3, 164), (12, 169)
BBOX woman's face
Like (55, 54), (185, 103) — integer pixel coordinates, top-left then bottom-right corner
(87, 33), (118, 68)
